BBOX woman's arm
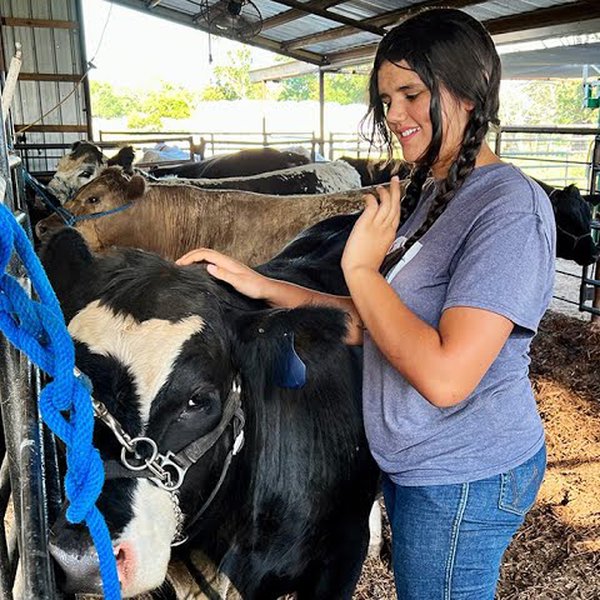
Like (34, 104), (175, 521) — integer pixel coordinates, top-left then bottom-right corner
(176, 249), (364, 344)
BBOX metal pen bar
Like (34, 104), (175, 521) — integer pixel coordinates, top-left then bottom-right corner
(0, 457), (14, 600)
(0, 96), (58, 596)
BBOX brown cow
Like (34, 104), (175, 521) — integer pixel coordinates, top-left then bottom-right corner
(36, 167), (379, 265)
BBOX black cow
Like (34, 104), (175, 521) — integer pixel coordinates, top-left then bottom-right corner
(149, 147), (311, 179)
(42, 229), (378, 599)
(533, 179), (599, 266)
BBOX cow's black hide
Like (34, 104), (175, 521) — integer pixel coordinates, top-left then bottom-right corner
(258, 212), (361, 296)
(533, 179), (599, 266)
(149, 148), (310, 179)
(41, 229), (378, 600)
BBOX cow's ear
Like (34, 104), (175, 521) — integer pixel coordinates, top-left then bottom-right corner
(582, 193), (600, 207)
(108, 146), (136, 174)
(126, 174), (146, 200)
(232, 305), (349, 389)
(40, 228), (99, 322)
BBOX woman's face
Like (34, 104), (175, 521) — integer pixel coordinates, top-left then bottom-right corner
(377, 59), (472, 177)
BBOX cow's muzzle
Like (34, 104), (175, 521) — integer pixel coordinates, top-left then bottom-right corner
(49, 516), (103, 595)
(35, 215), (65, 242)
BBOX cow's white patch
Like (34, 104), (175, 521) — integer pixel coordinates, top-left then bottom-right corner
(312, 160), (362, 193)
(116, 479), (178, 597)
(68, 300), (204, 426)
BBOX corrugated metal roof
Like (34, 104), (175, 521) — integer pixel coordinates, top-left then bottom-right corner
(108, 0), (600, 75)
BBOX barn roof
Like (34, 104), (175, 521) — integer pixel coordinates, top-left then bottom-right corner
(110, 0), (600, 79)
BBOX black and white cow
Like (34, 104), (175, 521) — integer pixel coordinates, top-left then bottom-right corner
(168, 159), (362, 195)
(48, 141), (137, 205)
(42, 229), (379, 599)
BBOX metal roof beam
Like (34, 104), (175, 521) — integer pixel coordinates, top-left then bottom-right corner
(269, 0), (386, 36)
(249, 61), (320, 83)
(283, 0), (482, 50)
(485, 0), (600, 35)
(261, 0), (344, 31)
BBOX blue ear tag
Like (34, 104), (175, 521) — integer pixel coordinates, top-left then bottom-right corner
(273, 331), (307, 389)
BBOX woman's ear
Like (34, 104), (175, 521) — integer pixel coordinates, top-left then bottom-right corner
(462, 98), (475, 112)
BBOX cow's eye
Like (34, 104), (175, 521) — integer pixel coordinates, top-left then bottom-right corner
(187, 389), (218, 411)
(80, 170), (94, 179)
(86, 196), (100, 205)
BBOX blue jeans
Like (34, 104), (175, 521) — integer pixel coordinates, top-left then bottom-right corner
(382, 445), (546, 600)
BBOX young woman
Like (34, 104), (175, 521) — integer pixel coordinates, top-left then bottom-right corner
(178, 8), (555, 599)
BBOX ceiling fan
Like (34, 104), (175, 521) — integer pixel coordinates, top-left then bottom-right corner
(196, 0), (264, 42)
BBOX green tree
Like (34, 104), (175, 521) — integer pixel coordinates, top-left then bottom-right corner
(499, 79), (597, 126)
(126, 111), (163, 130)
(277, 71), (368, 104)
(278, 75), (317, 101)
(325, 72), (368, 105)
(143, 82), (194, 119)
(90, 80), (141, 118)
(200, 48), (264, 100)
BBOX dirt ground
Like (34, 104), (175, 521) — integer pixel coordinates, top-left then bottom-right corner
(354, 310), (600, 600)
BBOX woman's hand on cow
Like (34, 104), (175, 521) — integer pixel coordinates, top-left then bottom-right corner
(341, 176), (402, 277)
(176, 248), (268, 299)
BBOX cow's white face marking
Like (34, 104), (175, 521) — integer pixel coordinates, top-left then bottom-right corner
(115, 480), (178, 597)
(48, 155), (104, 204)
(68, 300), (205, 427)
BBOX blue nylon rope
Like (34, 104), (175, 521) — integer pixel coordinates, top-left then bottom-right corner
(0, 202), (121, 599)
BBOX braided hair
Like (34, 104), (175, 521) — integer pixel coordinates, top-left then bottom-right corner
(358, 8), (501, 275)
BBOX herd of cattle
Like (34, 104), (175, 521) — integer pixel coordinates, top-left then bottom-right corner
(26, 141), (599, 599)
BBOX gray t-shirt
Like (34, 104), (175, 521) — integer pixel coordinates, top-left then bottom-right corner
(362, 163), (556, 486)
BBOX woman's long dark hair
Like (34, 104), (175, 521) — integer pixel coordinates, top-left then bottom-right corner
(359, 8), (501, 275)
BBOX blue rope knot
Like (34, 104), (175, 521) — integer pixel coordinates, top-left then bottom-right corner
(0, 202), (120, 599)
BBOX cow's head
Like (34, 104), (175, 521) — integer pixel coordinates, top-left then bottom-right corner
(550, 184), (599, 266)
(36, 167), (147, 250)
(48, 142), (136, 205)
(41, 229), (351, 597)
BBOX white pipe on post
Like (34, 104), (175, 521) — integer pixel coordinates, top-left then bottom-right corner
(1, 43), (22, 125)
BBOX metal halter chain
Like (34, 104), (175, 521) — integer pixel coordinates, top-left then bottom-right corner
(81, 370), (245, 547)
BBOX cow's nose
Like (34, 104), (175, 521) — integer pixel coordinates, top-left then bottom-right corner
(114, 541), (137, 591)
(49, 519), (103, 595)
(35, 220), (49, 239)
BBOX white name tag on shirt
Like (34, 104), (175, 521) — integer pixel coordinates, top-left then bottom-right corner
(385, 241), (423, 282)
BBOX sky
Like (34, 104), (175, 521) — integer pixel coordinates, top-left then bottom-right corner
(82, 0), (279, 90)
